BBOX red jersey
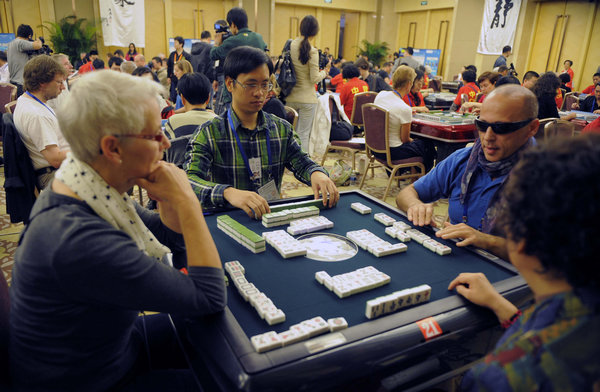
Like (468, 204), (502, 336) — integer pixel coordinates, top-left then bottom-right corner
(339, 77), (368, 120)
(453, 82), (480, 107)
(78, 62), (95, 74)
(555, 88), (563, 109)
(562, 68), (574, 89)
(402, 91), (424, 108)
(582, 117), (600, 134)
(330, 73), (346, 92)
(582, 85), (595, 95)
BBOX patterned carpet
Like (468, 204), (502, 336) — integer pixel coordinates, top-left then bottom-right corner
(0, 150), (448, 285)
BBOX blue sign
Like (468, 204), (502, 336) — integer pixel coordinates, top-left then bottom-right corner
(399, 48), (442, 76)
(168, 38), (203, 55)
(0, 33), (15, 53)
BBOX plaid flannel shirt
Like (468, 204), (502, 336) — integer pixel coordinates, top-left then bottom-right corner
(185, 110), (327, 208)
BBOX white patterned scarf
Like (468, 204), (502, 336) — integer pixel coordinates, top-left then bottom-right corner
(55, 153), (171, 262)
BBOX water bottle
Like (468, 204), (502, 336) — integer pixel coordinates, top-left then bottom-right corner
(349, 172), (357, 186)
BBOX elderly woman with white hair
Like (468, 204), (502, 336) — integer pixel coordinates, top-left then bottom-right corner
(9, 70), (225, 391)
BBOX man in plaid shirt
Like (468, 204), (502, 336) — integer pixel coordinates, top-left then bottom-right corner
(185, 46), (338, 218)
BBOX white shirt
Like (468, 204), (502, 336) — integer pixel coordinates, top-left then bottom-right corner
(0, 63), (9, 83)
(13, 94), (70, 170)
(373, 90), (412, 148)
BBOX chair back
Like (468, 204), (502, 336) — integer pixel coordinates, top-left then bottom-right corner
(562, 92), (579, 111)
(362, 103), (389, 157)
(428, 78), (441, 92)
(164, 134), (192, 169)
(536, 117), (558, 141)
(0, 82), (16, 114)
(329, 95), (341, 122)
(350, 91), (377, 127)
(4, 100), (17, 114)
(544, 119), (574, 140)
(283, 105), (298, 130)
(5, 100), (16, 114)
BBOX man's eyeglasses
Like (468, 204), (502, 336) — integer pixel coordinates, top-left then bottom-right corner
(475, 118), (535, 135)
(233, 79), (273, 92)
(115, 131), (165, 142)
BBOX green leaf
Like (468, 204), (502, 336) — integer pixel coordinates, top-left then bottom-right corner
(39, 15), (97, 65)
(358, 39), (390, 67)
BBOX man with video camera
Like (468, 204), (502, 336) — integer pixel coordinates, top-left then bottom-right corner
(7, 24), (43, 97)
(210, 7), (267, 115)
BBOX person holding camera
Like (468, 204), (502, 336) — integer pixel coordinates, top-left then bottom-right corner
(283, 15), (330, 150)
(210, 7), (267, 115)
(7, 24), (42, 97)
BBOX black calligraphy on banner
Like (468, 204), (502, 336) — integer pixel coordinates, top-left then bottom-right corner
(113, 0), (135, 7)
(491, 0), (515, 29)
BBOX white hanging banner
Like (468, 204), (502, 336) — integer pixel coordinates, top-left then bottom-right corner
(477, 0), (521, 55)
(99, 0), (145, 48)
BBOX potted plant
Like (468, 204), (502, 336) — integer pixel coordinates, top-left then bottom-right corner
(358, 40), (389, 67)
(41, 15), (97, 65)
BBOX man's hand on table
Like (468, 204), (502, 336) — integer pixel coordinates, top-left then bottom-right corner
(435, 222), (508, 260)
(224, 187), (270, 219)
(310, 171), (339, 208)
(448, 272), (518, 323)
(406, 201), (436, 227)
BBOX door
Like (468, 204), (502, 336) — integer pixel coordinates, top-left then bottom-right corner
(321, 9), (341, 59)
(396, 11), (427, 51)
(426, 8), (453, 76)
(342, 12), (359, 60)
(273, 5), (317, 56)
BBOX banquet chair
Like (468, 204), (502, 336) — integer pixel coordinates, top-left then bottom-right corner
(360, 103), (425, 201)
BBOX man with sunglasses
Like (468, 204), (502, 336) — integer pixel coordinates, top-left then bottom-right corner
(396, 85), (539, 259)
(186, 46), (339, 219)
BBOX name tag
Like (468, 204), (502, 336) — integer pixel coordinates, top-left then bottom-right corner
(257, 180), (280, 201)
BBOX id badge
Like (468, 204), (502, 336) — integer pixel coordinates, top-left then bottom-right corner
(249, 157), (262, 180)
(257, 180), (280, 201)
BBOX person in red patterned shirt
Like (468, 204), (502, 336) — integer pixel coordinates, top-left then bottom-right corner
(338, 63), (368, 120)
(449, 69), (480, 112)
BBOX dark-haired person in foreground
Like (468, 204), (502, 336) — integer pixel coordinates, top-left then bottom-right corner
(396, 85), (539, 259)
(450, 134), (600, 391)
(164, 72), (217, 139)
(186, 46), (338, 219)
(10, 70), (226, 391)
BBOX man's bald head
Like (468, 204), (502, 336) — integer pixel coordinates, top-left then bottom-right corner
(484, 84), (538, 121)
(134, 54), (146, 68)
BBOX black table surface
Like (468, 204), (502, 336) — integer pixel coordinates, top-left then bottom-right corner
(186, 190), (530, 391)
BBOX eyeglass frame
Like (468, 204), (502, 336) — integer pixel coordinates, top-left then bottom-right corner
(474, 117), (536, 135)
(232, 79), (273, 92)
(114, 130), (166, 142)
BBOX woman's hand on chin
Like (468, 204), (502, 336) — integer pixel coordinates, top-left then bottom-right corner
(135, 162), (197, 206)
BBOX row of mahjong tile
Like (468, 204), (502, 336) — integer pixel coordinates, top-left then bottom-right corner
(287, 216), (333, 236)
(262, 206), (320, 227)
(224, 261), (286, 325)
(217, 215), (266, 253)
(365, 284), (432, 319)
(346, 229), (408, 257)
(262, 230), (307, 258)
(351, 202), (372, 214)
(315, 266), (391, 298)
(385, 224), (452, 256)
(251, 316), (348, 353)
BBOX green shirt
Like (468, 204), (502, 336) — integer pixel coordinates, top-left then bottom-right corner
(210, 28), (267, 104)
(185, 109), (327, 208)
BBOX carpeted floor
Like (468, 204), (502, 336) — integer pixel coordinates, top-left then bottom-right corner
(0, 150), (448, 285)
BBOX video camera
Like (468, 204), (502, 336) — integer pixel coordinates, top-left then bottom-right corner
(214, 20), (232, 42)
(509, 63), (518, 77)
(317, 49), (328, 70)
(26, 36), (53, 57)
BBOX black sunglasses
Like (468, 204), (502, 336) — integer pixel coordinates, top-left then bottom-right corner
(475, 118), (535, 135)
